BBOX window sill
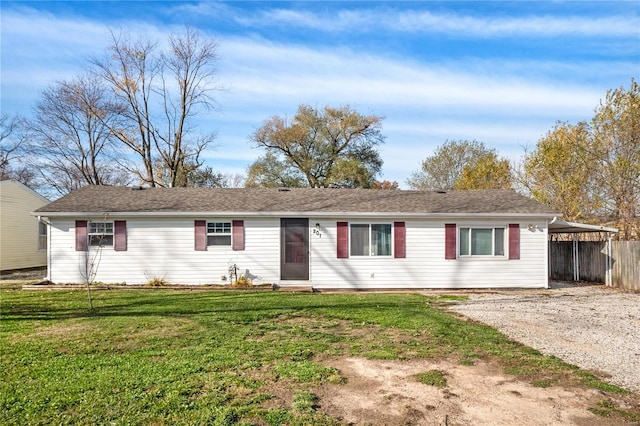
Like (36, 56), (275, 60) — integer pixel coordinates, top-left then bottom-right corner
(458, 256), (509, 260)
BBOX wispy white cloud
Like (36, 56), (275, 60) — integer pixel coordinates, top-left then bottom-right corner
(3, 7), (108, 48)
(1, 7), (197, 108)
(1, 4), (635, 186)
(392, 10), (639, 37)
(212, 35), (623, 183)
(181, 3), (639, 38)
(217, 36), (605, 114)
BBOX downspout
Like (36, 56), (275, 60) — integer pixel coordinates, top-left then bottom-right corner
(47, 218), (51, 282)
(606, 232), (612, 287)
(546, 217), (558, 287)
(573, 234), (579, 282)
(546, 217), (552, 288)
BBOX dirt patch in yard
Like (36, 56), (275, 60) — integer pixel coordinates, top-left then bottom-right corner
(309, 357), (633, 426)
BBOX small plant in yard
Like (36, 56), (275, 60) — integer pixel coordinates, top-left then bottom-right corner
(416, 370), (447, 387)
(145, 275), (169, 286)
(231, 276), (253, 288)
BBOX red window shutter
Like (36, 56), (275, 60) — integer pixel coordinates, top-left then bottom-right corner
(337, 222), (349, 258)
(194, 220), (206, 251)
(75, 220), (88, 251)
(445, 223), (457, 260)
(232, 220), (244, 251)
(509, 224), (520, 260)
(394, 222), (406, 258)
(114, 220), (127, 251)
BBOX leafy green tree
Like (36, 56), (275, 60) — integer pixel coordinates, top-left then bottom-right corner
(245, 152), (307, 188)
(521, 79), (639, 238)
(372, 180), (399, 190)
(248, 105), (385, 188)
(590, 78), (640, 238)
(408, 140), (510, 190)
(454, 153), (512, 190)
(187, 166), (230, 188)
(153, 160), (238, 188)
(521, 122), (596, 220)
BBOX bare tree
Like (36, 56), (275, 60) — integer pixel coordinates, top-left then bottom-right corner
(185, 166), (243, 188)
(92, 27), (221, 187)
(92, 32), (158, 186)
(0, 114), (22, 174)
(28, 75), (130, 196)
(0, 114), (36, 186)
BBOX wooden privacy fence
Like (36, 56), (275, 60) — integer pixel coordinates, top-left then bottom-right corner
(549, 240), (640, 292)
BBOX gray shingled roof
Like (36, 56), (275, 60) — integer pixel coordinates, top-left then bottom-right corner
(34, 186), (558, 217)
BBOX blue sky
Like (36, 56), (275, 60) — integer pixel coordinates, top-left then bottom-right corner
(2, 1), (639, 187)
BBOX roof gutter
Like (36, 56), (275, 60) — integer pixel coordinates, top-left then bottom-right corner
(32, 211), (560, 219)
(548, 220), (618, 234)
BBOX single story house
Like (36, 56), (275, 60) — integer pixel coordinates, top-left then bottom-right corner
(33, 186), (560, 289)
(1, 180), (49, 271)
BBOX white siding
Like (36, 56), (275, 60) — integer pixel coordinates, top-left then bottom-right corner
(0, 181), (48, 271)
(309, 218), (548, 289)
(50, 218), (281, 285)
(48, 216), (549, 288)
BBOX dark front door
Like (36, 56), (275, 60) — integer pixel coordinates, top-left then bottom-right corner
(281, 218), (309, 280)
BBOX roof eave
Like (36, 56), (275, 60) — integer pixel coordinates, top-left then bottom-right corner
(33, 210), (558, 219)
(548, 220), (618, 233)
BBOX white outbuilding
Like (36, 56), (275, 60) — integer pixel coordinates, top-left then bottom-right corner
(1, 180), (49, 271)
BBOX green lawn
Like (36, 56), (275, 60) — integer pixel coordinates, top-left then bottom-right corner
(0, 289), (635, 425)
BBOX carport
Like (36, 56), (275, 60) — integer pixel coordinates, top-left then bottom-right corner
(548, 219), (618, 286)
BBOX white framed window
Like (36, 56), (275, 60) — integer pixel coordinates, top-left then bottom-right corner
(89, 221), (113, 247)
(350, 223), (392, 256)
(38, 222), (47, 250)
(207, 222), (231, 246)
(459, 227), (505, 257)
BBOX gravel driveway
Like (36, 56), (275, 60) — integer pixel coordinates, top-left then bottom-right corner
(447, 283), (640, 393)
